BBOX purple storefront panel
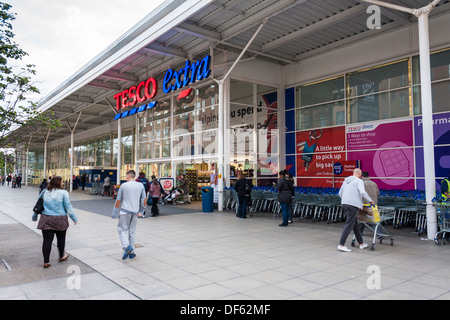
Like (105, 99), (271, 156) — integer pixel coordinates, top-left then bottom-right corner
(414, 111), (450, 146)
(347, 119), (414, 151)
(414, 112), (450, 188)
(347, 148), (415, 190)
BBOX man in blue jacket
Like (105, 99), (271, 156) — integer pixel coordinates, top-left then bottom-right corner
(338, 168), (374, 252)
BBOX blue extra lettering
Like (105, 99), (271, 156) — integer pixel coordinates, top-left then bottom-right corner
(163, 55), (212, 94)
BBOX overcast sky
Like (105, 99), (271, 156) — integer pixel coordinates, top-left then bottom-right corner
(8, 0), (166, 98)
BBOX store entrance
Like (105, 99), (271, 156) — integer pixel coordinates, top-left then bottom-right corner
(175, 160), (218, 201)
(139, 162), (172, 179)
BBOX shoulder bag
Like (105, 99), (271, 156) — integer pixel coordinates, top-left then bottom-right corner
(32, 192), (45, 221)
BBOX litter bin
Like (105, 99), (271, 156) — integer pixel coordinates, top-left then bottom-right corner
(201, 187), (214, 212)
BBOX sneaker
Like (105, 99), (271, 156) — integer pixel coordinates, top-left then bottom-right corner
(129, 251), (136, 259)
(360, 243), (368, 250)
(122, 245), (133, 260)
(337, 245), (352, 252)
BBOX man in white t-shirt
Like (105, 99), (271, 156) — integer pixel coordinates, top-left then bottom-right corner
(103, 175), (111, 196)
(112, 170), (146, 260)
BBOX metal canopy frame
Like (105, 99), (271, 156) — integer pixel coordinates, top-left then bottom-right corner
(9, 0), (447, 149)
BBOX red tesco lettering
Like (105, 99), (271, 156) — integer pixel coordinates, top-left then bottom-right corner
(114, 77), (158, 111)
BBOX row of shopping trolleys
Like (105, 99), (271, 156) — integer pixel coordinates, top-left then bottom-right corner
(222, 188), (432, 230)
(223, 189), (348, 223)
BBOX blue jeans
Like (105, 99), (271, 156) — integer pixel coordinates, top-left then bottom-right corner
(280, 203), (290, 225)
(238, 196), (248, 218)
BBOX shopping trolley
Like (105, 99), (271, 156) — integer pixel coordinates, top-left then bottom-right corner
(90, 182), (103, 195)
(434, 201), (450, 246)
(352, 204), (395, 251)
(113, 185), (121, 199)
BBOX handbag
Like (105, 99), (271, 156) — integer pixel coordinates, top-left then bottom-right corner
(33, 196), (44, 214)
(32, 196), (44, 221)
(147, 197), (153, 206)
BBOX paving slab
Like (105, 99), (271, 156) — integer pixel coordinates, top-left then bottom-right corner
(1, 185), (450, 302)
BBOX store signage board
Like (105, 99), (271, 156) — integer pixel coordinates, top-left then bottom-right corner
(163, 55), (211, 94)
(113, 55), (212, 121)
(114, 101), (158, 120)
(114, 77), (158, 111)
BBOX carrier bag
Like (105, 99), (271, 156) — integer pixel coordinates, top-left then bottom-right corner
(371, 205), (381, 223)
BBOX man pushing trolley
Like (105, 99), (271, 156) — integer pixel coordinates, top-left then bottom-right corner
(337, 168), (373, 252)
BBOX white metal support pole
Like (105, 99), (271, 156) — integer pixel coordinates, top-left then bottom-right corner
(43, 140), (47, 180)
(218, 80), (225, 212)
(68, 111), (82, 192)
(70, 132), (74, 191)
(13, 150), (16, 177)
(417, 11), (437, 239)
(224, 77), (231, 188)
(135, 115), (140, 174)
(26, 148), (29, 186)
(25, 135), (32, 187)
(117, 118), (122, 185)
(43, 129), (51, 180)
(20, 149), (24, 183)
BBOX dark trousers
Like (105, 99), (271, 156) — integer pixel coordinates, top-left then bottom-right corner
(280, 203), (290, 225)
(237, 196), (248, 218)
(151, 197), (159, 215)
(339, 204), (363, 246)
(42, 230), (67, 263)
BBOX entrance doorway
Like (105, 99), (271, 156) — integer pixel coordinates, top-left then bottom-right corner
(175, 160), (217, 201)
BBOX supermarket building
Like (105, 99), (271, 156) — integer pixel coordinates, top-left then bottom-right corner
(8, 0), (450, 234)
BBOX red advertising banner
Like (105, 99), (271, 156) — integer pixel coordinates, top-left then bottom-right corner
(296, 126), (346, 178)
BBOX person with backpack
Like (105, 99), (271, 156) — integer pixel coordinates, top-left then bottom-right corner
(273, 170), (294, 227)
(233, 172), (252, 219)
(136, 172), (150, 196)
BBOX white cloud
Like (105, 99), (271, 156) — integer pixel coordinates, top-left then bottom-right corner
(8, 0), (166, 97)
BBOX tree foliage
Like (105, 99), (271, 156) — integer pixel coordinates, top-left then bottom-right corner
(0, 2), (60, 148)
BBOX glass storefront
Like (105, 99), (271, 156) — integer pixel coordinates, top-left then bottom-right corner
(25, 47), (450, 193)
(229, 80), (279, 187)
(287, 47), (450, 190)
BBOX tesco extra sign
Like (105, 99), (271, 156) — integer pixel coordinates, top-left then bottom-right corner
(113, 55), (211, 120)
(114, 78), (157, 111)
(163, 55), (211, 94)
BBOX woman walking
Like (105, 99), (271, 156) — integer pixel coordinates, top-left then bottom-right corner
(36, 176), (78, 268)
(149, 176), (161, 217)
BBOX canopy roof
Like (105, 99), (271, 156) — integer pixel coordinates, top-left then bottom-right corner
(9, 0), (450, 148)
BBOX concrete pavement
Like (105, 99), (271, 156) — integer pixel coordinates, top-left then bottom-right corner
(1, 184), (450, 300)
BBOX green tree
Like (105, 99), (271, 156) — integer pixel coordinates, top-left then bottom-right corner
(0, 2), (60, 149)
